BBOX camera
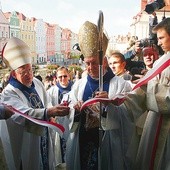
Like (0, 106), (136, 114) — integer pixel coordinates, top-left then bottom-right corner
(139, 39), (149, 48)
(138, 38), (156, 48)
(131, 67), (145, 81)
(145, 0), (165, 14)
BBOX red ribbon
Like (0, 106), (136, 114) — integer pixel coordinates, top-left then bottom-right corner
(80, 95), (126, 111)
(133, 55), (170, 90)
(3, 104), (65, 136)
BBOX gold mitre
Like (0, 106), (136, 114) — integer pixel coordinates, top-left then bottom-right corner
(78, 21), (108, 58)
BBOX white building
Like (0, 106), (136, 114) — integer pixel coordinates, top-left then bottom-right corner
(34, 19), (47, 63)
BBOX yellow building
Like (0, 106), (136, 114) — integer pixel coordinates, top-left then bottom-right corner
(18, 12), (36, 64)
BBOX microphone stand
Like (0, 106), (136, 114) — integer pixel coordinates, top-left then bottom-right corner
(97, 10), (104, 170)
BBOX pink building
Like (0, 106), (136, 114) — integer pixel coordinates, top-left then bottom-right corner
(61, 28), (71, 59)
(45, 22), (55, 62)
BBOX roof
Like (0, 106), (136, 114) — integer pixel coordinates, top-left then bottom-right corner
(0, 9), (9, 24)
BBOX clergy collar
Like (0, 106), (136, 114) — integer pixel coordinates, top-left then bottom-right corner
(9, 76), (34, 91)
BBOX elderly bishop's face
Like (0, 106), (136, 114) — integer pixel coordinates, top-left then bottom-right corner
(12, 63), (34, 87)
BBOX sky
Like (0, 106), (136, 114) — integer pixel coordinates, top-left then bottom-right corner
(1, 0), (141, 37)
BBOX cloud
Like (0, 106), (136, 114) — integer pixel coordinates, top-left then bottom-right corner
(56, 0), (74, 12)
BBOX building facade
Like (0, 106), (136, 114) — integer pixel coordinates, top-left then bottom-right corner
(4, 11), (20, 39)
(34, 18), (47, 64)
(0, 9), (78, 66)
(45, 22), (55, 63)
(0, 9), (10, 67)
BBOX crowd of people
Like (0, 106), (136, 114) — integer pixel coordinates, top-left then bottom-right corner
(0, 16), (169, 170)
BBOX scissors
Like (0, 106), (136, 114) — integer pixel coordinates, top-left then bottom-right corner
(62, 95), (71, 106)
